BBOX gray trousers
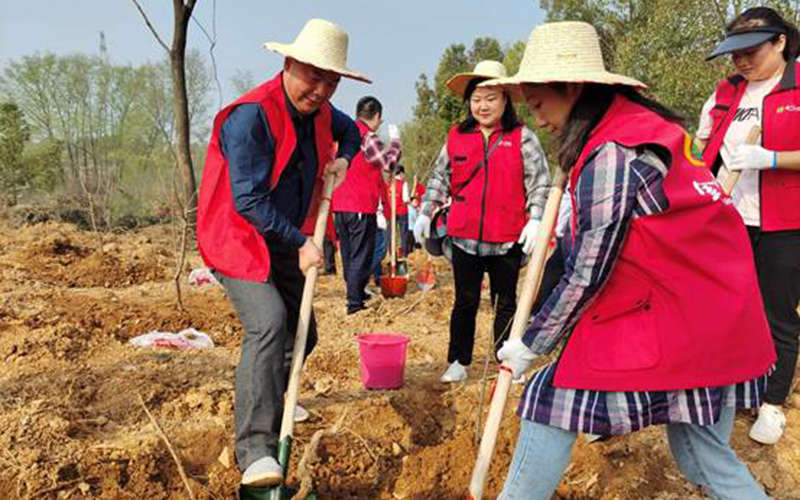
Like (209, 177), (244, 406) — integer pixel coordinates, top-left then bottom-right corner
(215, 241), (318, 470)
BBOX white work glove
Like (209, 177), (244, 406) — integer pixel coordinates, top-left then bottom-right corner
(414, 213), (431, 242)
(377, 212), (387, 230)
(387, 124), (401, 142)
(497, 338), (537, 379)
(517, 218), (541, 255)
(729, 144), (776, 171)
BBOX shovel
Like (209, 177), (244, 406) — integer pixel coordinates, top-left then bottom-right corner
(381, 164), (408, 298)
(239, 175), (335, 500)
(721, 125), (762, 196)
(466, 168), (567, 500)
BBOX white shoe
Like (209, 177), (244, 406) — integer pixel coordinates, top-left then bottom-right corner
(364, 286), (376, 298)
(749, 403), (786, 445)
(440, 361), (468, 383)
(512, 373), (527, 385)
(294, 404), (310, 423)
(241, 456), (283, 487)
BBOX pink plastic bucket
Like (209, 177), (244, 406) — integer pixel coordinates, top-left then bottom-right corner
(356, 333), (411, 389)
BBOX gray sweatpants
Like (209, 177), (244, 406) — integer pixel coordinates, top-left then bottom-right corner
(215, 241), (318, 471)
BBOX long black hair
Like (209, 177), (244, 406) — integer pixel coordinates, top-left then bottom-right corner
(728, 7), (799, 61)
(457, 77), (521, 133)
(548, 84), (684, 171)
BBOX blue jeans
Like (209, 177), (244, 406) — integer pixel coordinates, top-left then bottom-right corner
(372, 228), (387, 286)
(500, 405), (769, 500)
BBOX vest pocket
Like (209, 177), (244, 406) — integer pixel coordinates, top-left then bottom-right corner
(776, 175), (800, 224)
(585, 291), (661, 372)
(447, 200), (468, 230)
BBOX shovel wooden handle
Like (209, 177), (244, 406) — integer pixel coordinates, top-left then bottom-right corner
(467, 168), (568, 500)
(279, 174), (335, 443)
(390, 165), (398, 274)
(721, 125), (761, 196)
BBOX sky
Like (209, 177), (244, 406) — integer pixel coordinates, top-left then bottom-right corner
(0, 0), (545, 126)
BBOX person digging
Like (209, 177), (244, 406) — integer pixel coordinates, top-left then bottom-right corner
(196, 18), (370, 488)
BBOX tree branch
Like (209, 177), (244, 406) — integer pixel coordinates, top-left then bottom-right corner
(130, 0), (171, 53)
(190, 3), (223, 110)
(711, 0), (728, 30)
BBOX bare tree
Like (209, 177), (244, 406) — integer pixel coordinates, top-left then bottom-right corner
(131, 0), (199, 228)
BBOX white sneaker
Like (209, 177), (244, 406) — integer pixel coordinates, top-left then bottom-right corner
(294, 404), (310, 423)
(749, 403), (786, 445)
(512, 373), (527, 385)
(440, 361), (468, 383)
(241, 456), (283, 487)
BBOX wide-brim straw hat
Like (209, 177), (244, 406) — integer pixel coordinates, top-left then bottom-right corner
(446, 60), (509, 97)
(481, 21), (646, 98)
(264, 18), (371, 84)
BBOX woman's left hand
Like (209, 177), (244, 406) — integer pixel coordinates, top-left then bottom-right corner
(729, 144), (777, 171)
(497, 338), (537, 379)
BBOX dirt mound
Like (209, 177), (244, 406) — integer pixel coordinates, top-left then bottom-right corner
(22, 232), (171, 288)
(1, 220), (799, 499)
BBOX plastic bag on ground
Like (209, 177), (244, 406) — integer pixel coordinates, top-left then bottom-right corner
(188, 267), (221, 287)
(128, 328), (214, 349)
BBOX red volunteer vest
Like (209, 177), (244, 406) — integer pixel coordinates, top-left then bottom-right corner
(197, 73), (334, 281)
(332, 121), (383, 214)
(554, 95), (775, 391)
(383, 179), (409, 216)
(701, 61), (800, 231)
(446, 126), (527, 242)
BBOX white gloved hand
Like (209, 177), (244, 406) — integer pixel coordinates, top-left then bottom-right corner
(517, 218), (541, 255)
(414, 214), (431, 242)
(387, 124), (401, 142)
(497, 338), (537, 379)
(729, 145), (776, 171)
(377, 212), (387, 230)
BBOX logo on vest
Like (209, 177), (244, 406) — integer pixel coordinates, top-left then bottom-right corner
(498, 140), (514, 148)
(693, 181), (723, 202)
(777, 105), (800, 113)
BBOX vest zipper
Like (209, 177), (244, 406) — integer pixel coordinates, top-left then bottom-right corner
(477, 134), (490, 252)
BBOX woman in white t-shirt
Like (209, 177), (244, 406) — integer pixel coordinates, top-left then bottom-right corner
(697, 6), (800, 446)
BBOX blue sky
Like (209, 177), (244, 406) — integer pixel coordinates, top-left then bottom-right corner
(0, 1), (544, 125)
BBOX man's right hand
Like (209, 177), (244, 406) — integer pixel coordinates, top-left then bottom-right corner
(298, 238), (323, 274)
(388, 124), (401, 142)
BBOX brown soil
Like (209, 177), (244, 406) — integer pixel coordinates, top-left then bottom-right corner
(1, 220), (798, 499)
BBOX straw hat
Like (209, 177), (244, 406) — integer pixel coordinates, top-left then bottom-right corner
(482, 21), (646, 96)
(264, 19), (371, 83)
(446, 60), (509, 97)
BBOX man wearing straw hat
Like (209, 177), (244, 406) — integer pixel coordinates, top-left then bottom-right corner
(197, 19), (370, 487)
(480, 21), (773, 500)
